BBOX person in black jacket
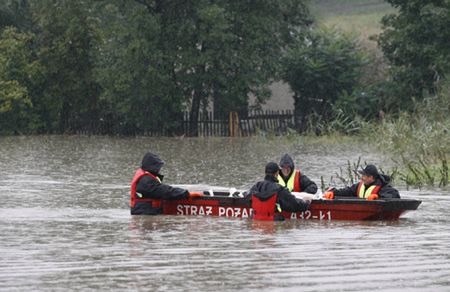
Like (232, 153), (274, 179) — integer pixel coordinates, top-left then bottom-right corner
(278, 154), (317, 194)
(324, 164), (400, 200)
(130, 152), (189, 215)
(248, 162), (310, 215)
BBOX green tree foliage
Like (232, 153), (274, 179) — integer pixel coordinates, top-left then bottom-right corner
(32, 0), (100, 133)
(1, 0), (33, 34)
(1, 0), (314, 136)
(0, 27), (39, 134)
(378, 0), (450, 101)
(94, 2), (185, 135)
(0, 0), (315, 136)
(282, 28), (367, 132)
(96, 0), (312, 135)
(3, 0), (448, 136)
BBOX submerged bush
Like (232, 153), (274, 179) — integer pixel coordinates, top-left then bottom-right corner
(396, 155), (448, 189)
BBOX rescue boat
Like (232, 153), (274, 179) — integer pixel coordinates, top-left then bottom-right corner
(162, 191), (421, 221)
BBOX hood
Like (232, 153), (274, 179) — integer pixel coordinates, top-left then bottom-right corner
(141, 152), (164, 174)
(280, 154), (295, 169)
(378, 174), (391, 185)
(264, 174), (279, 183)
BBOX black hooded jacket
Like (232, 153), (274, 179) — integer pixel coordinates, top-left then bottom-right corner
(332, 174), (400, 199)
(247, 175), (309, 213)
(279, 154), (318, 194)
(132, 152), (189, 215)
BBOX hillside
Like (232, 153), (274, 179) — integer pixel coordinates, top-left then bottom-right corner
(264, 0), (395, 111)
(309, 0), (395, 39)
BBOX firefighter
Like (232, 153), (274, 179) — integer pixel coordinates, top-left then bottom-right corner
(324, 164), (400, 200)
(248, 162), (310, 220)
(278, 154), (317, 194)
(130, 152), (189, 215)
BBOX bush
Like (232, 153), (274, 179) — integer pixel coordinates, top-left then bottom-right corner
(377, 0), (450, 100)
(282, 27), (368, 132)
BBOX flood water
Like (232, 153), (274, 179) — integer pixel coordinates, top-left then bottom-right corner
(0, 136), (449, 291)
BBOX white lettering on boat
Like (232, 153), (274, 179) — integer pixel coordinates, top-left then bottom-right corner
(177, 204), (183, 214)
(289, 210), (332, 220)
(205, 206), (212, 215)
(320, 211), (331, 220)
(176, 204), (331, 220)
(176, 205), (212, 216)
(304, 210), (312, 220)
(219, 207), (246, 217)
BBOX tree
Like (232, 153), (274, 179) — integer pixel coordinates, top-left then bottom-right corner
(0, 0), (31, 30)
(0, 27), (39, 134)
(98, 0), (312, 136)
(94, 1), (186, 135)
(378, 0), (450, 101)
(282, 28), (366, 132)
(32, 0), (100, 133)
(179, 0), (312, 135)
(0, 0), (314, 136)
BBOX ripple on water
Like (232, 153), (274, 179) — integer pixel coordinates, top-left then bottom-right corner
(0, 136), (449, 291)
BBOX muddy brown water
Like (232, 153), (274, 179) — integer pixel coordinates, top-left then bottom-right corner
(0, 136), (449, 291)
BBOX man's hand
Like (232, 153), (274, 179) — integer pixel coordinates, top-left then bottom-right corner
(323, 191), (334, 199)
(367, 194), (379, 200)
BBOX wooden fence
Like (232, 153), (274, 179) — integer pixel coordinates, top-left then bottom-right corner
(182, 110), (295, 137)
(73, 109), (295, 136)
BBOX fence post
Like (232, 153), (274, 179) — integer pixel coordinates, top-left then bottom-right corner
(228, 111), (241, 137)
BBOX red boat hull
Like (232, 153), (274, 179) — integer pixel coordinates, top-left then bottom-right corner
(162, 196), (421, 221)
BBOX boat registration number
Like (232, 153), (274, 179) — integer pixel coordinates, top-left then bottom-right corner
(176, 205), (332, 220)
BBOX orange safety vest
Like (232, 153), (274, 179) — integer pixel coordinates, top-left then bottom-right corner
(278, 170), (301, 192)
(356, 181), (381, 199)
(130, 168), (162, 208)
(252, 193), (279, 221)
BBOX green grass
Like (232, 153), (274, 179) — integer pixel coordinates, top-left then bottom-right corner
(310, 0), (393, 17)
(309, 0), (395, 43)
(309, 0), (396, 86)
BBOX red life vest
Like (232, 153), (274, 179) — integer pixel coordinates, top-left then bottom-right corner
(252, 193), (278, 221)
(292, 170), (301, 192)
(130, 168), (162, 208)
(356, 181), (381, 199)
